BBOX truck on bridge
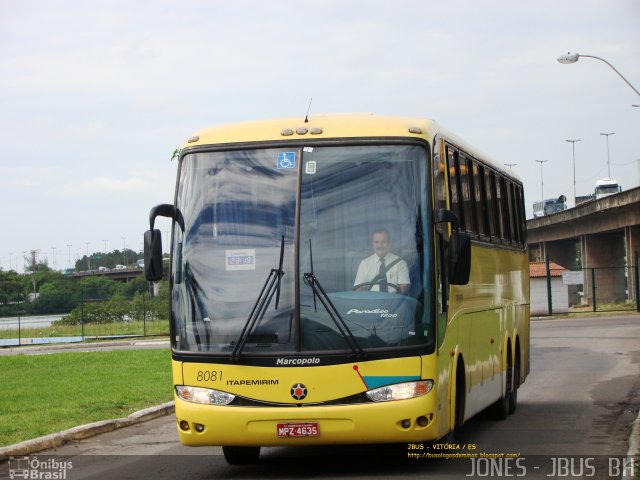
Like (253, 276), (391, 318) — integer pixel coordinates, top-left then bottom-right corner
(594, 178), (622, 199)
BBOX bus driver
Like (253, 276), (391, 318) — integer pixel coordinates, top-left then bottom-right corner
(353, 228), (410, 294)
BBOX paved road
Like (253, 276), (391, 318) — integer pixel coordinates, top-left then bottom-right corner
(2, 315), (639, 479)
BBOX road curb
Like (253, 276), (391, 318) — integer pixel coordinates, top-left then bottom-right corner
(0, 402), (174, 460)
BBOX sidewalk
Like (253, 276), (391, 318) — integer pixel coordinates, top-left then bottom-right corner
(0, 402), (175, 460)
(0, 338), (169, 356)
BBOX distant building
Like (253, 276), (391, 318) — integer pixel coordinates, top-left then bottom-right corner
(529, 261), (569, 315)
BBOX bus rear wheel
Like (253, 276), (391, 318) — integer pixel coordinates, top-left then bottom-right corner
(489, 353), (513, 421)
(509, 354), (520, 414)
(222, 446), (261, 465)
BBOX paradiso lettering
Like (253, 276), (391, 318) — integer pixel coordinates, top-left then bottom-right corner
(346, 308), (397, 318)
(347, 308), (389, 314)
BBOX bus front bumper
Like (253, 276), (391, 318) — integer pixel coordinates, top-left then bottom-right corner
(173, 393), (443, 447)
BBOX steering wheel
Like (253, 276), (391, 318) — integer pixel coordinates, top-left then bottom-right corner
(353, 281), (401, 293)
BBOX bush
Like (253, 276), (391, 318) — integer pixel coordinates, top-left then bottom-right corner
(56, 290), (169, 326)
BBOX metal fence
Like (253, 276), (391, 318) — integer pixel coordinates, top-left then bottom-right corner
(532, 260), (639, 316)
(0, 291), (169, 347)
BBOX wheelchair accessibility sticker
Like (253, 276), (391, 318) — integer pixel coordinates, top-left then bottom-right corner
(277, 151), (297, 169)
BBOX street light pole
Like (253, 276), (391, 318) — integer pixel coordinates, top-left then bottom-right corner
(565, 139), (581, 206)
(535, 160), (548, 202)
(600, 132), (615, 178)
(557, 52), (640, 96)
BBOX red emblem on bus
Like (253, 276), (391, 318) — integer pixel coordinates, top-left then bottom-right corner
(290, 383), (307, 400)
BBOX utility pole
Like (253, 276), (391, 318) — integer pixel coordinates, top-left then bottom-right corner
(565, 139), (581, 206)
(30, 250), (38, 295)
(600, 132), (615, 178)
(535, 160), (549, 202)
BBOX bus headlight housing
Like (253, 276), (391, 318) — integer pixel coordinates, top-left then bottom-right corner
(175, 385), (235, 405)
(365, 380), (433, 402)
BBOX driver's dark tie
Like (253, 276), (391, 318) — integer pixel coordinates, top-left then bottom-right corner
(379, 258), (388, 292)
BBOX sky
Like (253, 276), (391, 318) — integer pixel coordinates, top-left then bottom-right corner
(1, 0), (639, 273)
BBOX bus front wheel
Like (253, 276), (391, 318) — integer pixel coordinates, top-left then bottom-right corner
(222, 446), (261, 465)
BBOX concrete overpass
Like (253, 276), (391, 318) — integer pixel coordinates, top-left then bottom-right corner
(527, 186), (640, 306)
(71, 267), (144, 283)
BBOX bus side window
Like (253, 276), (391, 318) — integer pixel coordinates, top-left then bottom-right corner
(447, 146), (465, 230)
(486, 170), (498, 240)
(498, 175), (513, 243)
(507, 182), (520, 244)
(516, 185), (527, 246)
(494, 175), (507, 242)
(473, 161), (488, 237)
(459, 154), (475, 234)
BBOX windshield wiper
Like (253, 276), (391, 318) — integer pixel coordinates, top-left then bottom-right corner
(308, 239), (318, 312)
(303, 271), (364, 358)
(231, 235), (285, 361)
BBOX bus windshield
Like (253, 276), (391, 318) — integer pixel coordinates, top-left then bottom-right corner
(171, 144), (432, 356)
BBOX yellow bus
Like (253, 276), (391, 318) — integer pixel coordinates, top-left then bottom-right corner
(143, 114), (530, 464)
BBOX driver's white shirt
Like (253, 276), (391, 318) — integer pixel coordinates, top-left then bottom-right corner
(353, 253), (410, 292)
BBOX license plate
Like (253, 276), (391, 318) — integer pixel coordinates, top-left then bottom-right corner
(276, 422), (319, 437)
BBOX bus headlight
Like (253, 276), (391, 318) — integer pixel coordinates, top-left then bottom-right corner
(175, 385), (235, 405)
(365, 380), (433, 402)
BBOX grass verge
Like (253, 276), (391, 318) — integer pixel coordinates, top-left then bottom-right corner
(0, 320), (169, 340)
(0, 348), (173, 447)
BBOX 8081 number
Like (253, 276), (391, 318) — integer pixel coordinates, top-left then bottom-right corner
(197, 370), (223, 382)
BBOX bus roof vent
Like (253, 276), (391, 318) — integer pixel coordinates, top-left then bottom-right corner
(187, 136), (200, 143)
(281, 129), (294, 136)
(408, 127), (422, 134)
(310, 128), (323, 135)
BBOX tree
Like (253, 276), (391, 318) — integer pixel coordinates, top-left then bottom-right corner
(0, 270), (27, 316)
(30, 282), (78, 314)
(75, 249), (144, 271)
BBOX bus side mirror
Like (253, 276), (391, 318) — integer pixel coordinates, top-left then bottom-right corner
(143, 203), (184, 282)
(144, 229), (163, 282)
(435, 208), (471, 285)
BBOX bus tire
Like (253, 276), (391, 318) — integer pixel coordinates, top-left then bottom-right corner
(489, 349), (512, 421)
(509, 350), (520, 415)
(222, 446), (261, 465)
